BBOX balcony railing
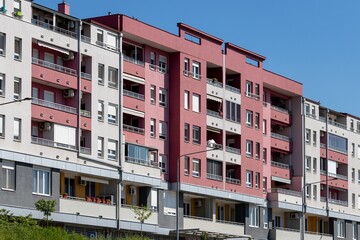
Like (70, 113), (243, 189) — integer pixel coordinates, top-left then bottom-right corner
(320, 143), (326, 148)
(225, 146), (240, 155)
(81, 35), (91, 43)
(125, 156), (158, 168)
(320, 197), (348, 206)
(123, 89), (145, 100)
(32, 57), (77, 76)
(206, 173), (223, 181)
(149, 64), (167, 74)
(268, 188), (301, 197)
(80, 110), (91, 118)
(226, 177), (241, 185)
(123, 124), (145, 134)
(328, 120), (347, 129)
(81, 72), (92, 80)
(206, 78), (223, 88)
(271, 161), (290, 169)
(31, 136), (76, 151)
(95, 41), (120, 53)
(207, 109), (222, 118)
(271, 105), (289, 114)
(32, 98), (77, 114)
(328, 172), (348, 181)
(31, 18), (77, 38)
(225, 85), (240, 94)
(271, 132), (290, 142)
(80, 147), (91, 155)
(328, 145), (348, 154)
(123, 55), (144, 66)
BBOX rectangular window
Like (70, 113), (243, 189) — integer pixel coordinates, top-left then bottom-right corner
(150, 52), (155, 69)
(246, 80), (253, 97)
(0, 114), (4, 138)
(255, 142), (260, 159)
(249, 206), (259, 227)
(107, 139), (117, 160)
(108, 67), (118, 88)
(207, 159), (222, 179)
(13, 0), (21, 12)
(358, 170), (360, 183)
(106, 33), (117, 51)
(192, 158), (200, 177)
(97, 137), (104, 158)
(2, 161), (15, 190)
(184, 91), (189, 110)
(98, 100), (104, 121)
(353, 223), (358, 240)
(184, 156), (189, 175)
(262, 119), (267, 135)
(255, 113), (260, 129)
(263, 177), (267, 193)
(192, 93), (200, 112)
(254, 83), (260, 99)
(246, 110), (253, 127)
(107, 103), (118, 124)
(184, 123), (190, 142)
(358, 145), (360, 159)
(352, 193), (356, 208)
(13, 118), (21, 141)
(305, 129), (311, 143)
(159, 88), (167, 107)
(352, 168), (355, 182)
(313, 158), (317, 172)
(262, 148), (267, 164)
(0, 33), (5, 56)
(159, 121), (167, 140)
(246, 170), (253, 187)
(158, 55), (167, 73)
(306, 185), (311, 198)
(263, 208), (268, 229)
(96, 29), (104, 44)
(304, 103), (310, 115)
(312, 131), (317, 146)
(32, 169), (50, 195)
(192, 61), (200, 79)
(159, 155), (167, 173)
(14, 77), (21, 100)
(255, 172), (260, 189)
(14, 37), (21, 60)
(192, 125), (201, 144)
(328, 133), (347, 153)
(150, 118), (155, 138)
(150, 85), (156, 104)
(313, 185), (317, 199)
(305, 156), (311, 171)
(350, 119), (354, 130)
(184, 58), (189, 75)
(246, 140), (253, 157)
(98, 63), (104, 85)
(226, 101), (241, 123)
(0, 73), (4, 96)
(337, 220), (345, 238)
(311, 105), (316, 117)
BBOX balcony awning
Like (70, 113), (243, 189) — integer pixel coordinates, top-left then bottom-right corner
(207, 94), (222, 103)
(123, 107), (145, 118)
(37, 41), (70, 55)
(81, 176), (109, 185)
(123, 73), (145, 85)
(207, 126), (221, 134)
(271, 176), (291, 185)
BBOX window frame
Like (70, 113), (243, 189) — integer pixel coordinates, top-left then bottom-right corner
(32, 168), (51, 196)
(2, 161), (15, 191)
(192, 125), (201, 144)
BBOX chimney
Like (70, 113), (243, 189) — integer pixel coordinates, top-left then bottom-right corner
(58, 1), (70, 15)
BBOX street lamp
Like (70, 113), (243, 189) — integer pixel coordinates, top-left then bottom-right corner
(175, 139), (221, 240)
(0, 97), (32, 106)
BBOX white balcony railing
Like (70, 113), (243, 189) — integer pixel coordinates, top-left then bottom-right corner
(328, 120), (347, 129)
(123, 89), (145, 100)
(206, 78), (223, 88)
(80, 147), (91, 155)
(32, 57), (77, 76)
(31, 18), (77, 38)
(81, 35), (91, 43)
(226, 177), (241, 185)
(32, 98), (77, 114)
(206, 173), (223, 181)
(225, 85), (240, 94)
(268, 188), (301, 197)
(95, 41), (120, 53)
(225, 146), (241, 155)
(328, 172), (348, 181)
(125, 156), (158, 168)
(271, 132), (290, 142)
(271, 105), (289, 114)
(207, 109), (222, 118)
(123, 124), (145, 134)
(31, 136), (76, 151)
(80, 110), (91, 118)
(123, 55), (144, 66)
(271, 161), (290, 169)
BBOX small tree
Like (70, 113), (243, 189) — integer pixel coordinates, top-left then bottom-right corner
(35, 199), (56, 227)
(131, 205), (152, 238)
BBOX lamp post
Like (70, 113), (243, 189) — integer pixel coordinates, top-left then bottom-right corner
(175, 139), (221, 240)
(0, 97), (32, 106)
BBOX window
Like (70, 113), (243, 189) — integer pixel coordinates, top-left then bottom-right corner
(358, 170), (360, 183)
(32, 169), (50, 195)
(246, 170), (253, 187)
(0, 114), (4, 138)
(0, 33), (5, 56)
(352, 168), (355, 182)
(107, 139), (117, 160)
(192, 93), (200, 112)
(13, 77), (21, 100)
(246, 140), (253, 157)
(305, 156), (311, 171)
(159, 55), (167, 73)
(313, 158), (317, 172)
(351, 119), (354, 130)
(263, 208), (268, 229)
(13, 0), (21, 12)
(184, 156), (189, 175)
(96, 29), (104, 44)
(185, 33), (201, 44)
(0, 73), (4, 96)
(13, 118), (21, 141)
(159, 88), (167, 107)
(98, 101), (104, 121)
(106, 33), (117, 51)
(97, 137), (104, 158)
(150, 119), (155, 138)
(98, 63), (104, 85)
(312, 130), (317, 146)
(305, 129), (311, 143)
(313, 185), (317, 199)
(192, 61), (200, 79)
(159, 121), (167, 140)
(184, 123), (190, 142)
(353, 223), (358, 240)
(226, 101), (241, 123)
(263, 177), (267, 193)
(328, 133), (347, 153)
(184, 91), (189, 110)
(159, 155), (167, 173)
(108, 67), (118, 88)
(255, 172), (260, 189)
(246, 80), (253, 97)
(254, 83), (260, 99)
(311, 105), (316, 117)
(255, 113), (260, 129)
(2, 161), (15, 190)
(207, 159), (222, 179)
(262, 119), (267, 135)
(192, 158), (200, 177)
(337, 220), (345, 238)
(262, 148), (267, 164)
(184, 58), (189, 75)
(274, 216), (281, 228)
(352, 193), (356, 208)
(255, 142), (260, 159)
(246, 110), (253, 127)
(150, 85), (156, 104)
(352, 143), (355, 157)
(192, 125), (201, 144)
(357, 122), (360, 133)
(150, 52), (155, 69)
(14, 37), (21, 60)
(249, 206), (259, 227)
(107, 103), (118, 124)
(64, 178), (75, 197)
(306, 184), (311, 198)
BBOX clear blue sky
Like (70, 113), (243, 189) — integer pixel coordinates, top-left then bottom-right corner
(35, 0), (360, 116)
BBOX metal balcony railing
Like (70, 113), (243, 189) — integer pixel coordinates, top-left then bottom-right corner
(32, 98), (77, 114)
(207, 109), (222, 118)
(81, 72), (92, 80)
(32, 57), (77, 76)
(271, 132), (290, 142)
(226, 177), (241, 185)
(123, 55), (144, 66)
(206, 173), (223, 181)
(328, 198), (348, 206)
(271, 161), (290, 169)
(328, 172), (348, 181)
(31, 136), (76, 150)
(123, 89), (145, 100)
(31, 18), (77, 38)
(81, 35), (91, 43)
(271, 105), (289, 114)
(225, 146), (241, 155)
(125, 156), (159, 168)
(328, 120), (347, 129)
(123, 124), (145, 134)
(225, 85), (240, 94)
(206, 78), (223, 88)
(95, 41), (120, 53)
(80, 110), (91, 118)
(80, 147), (91, 155)
(268, 188), (302, 197)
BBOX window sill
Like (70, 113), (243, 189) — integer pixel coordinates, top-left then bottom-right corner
(108, 85), (119, 90)
(249, 225), (259, 228)
(13, 139), (21, 142)
(1, 188), (15, 192)
(108, 122), (119, 126)
(98, 119), (104, 122)
(246, 185), (253, 188)
(98, 82), (104, 86)
(14, 58), (22, 62)
(32, 193), (51, 197)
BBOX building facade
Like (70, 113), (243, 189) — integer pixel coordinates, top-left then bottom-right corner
(0, 1), (358, 239)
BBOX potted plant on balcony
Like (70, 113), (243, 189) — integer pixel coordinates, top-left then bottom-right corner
(62, 193), (68, 199)
(86, 196), (91, 202)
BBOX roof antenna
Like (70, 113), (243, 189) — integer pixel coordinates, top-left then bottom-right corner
(108, 12), (112, 15)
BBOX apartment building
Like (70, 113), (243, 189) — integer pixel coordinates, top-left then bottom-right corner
(0, 1), (358, 239)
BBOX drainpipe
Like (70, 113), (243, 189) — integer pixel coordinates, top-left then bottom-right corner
(325, 108), (329, 217)
(300, 97), (306, 240)
(77, 20), (82, 157)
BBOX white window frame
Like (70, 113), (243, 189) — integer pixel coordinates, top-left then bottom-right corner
(337, 220), (345, 238)
(0, 114), (4, 138)
(305, 129), (311, 143)
(107, 139), (117, 161)
(13, 77), (21, 100)
(97, 137), (104, 158)
(246, 81), (252, 97)
(246, 110), (253, 127)
(32, 168), (51, 196)
(305, 156), (311, 171)
(184, 156), (189, 175)
(108, 67), (118, 88)
(98, 63), (105, 85)
(150, 85), (156, 104)
(249, 206), (259, 227)
(246, 140), (253, 157)
(159, 155), (167, 173)
(159, 88), (167, 107)
(192, 158), (200, 177)
(192, 93), (200, 113)
(192, 125), (201, 144)
(184, 91), (189, 110)
(0, 73), (4, 96)
(98, 100), (104, 121)
(263, 208), (268, 229)
(14, 37), (21, 60)
(107, 103), (118, 124)
(150, 118), (155, 138)
(192, 61), (200, 79)
(0, 33), (5, 56)
(13, 118), (21, 141)
(150, 52), (156, 69)
(184, 123), (190, 142)
(159, 121), (167, 140)
(2, 161), (15, 190)
(158, 55), (167, 73)
(184, 58), (190, 75)
(246, 171), (253, 187)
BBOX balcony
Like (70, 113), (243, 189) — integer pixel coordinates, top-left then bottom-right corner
(320, 148), (348, 164)
(95, 41), (120, 53)
(59, 197), (116, 219)
(225, 146), (240, 155)
(123, 55), (144, 66)
(271, 133), (291, 152)
(123, 89), (145, 101)
(225, 85), (240, 94)
(206, 173), (223, 181)
(81, 72), (92, 80)
(31, 136), (76, 151)
(32, 57), (77, 76)
(320, 173), (348, 190)
(267, 188), (302, 209)
(207, 109), (222, 119)
(120, 205), (158, 224)
(80, 110), (91, 118)
(328, 120), (347, 130)
(226, 177), (241, 185)
(269, 227), (332, 240)
(125, 156), (158, 168)
(271, 105), (290, 125)
(32, 98), (77, 114)
(31, 19), (77, 39)
(320, 197), (348, 207)
(81, 35), (91, 44)
(271, 161), (291, 183)
(80, 147), (91, 155)
(207, 78), (223, 88)
(123, 124), (144, 135)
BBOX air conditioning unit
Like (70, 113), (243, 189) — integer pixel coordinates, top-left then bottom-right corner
(63, 89), (75, 98)
(129, 186), (136, 195)
(63, 52), (74, 61)
(194, 200), (202, 207)
(14, 53), (20, 60)
(39, 122), (52, 131)
(79, 179), (87, 186)
(290, 213), (300, 219)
